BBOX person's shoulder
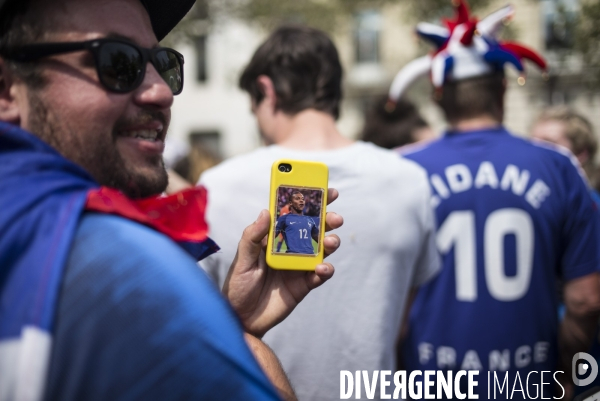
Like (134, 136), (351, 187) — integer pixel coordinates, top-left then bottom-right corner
(518, 135), (587, 178)
(342, 143), (431, 203)
(395, 138), (440, 158)
(68, 213), (234, 329)
(71, 213), (199, 277)
(492, 133), (591, 195)
(389, 141), (441, 178)
(526, 136), (577, 162)
(355, 141), (430, 178)
(76, 212), (186, 250)
(489, 128), (572, 160)
(53, 214), (280, 401)
(346, 143), (432, 210)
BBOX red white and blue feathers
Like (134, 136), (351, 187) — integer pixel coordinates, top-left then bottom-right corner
(388, 0), (548, 103)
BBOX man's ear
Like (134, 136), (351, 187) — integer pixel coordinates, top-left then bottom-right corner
(256, 75), (276, 113)
(0, 59), (23, 124)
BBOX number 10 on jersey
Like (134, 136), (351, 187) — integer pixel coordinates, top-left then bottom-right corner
(437, 208), (534, 302)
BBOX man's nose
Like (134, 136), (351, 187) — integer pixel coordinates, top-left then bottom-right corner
(133, 63), (174, 110)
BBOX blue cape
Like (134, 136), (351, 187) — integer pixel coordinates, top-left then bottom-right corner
(0, 121), (217, 344)
(0, 122), (95, 337)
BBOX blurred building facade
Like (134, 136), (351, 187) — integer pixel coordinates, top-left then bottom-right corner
(167, 0), (600, 169)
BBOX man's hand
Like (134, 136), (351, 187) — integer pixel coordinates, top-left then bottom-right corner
(223, 188), (343, 338)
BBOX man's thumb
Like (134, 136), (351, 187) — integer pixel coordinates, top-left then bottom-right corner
(235, 209), (270, 265)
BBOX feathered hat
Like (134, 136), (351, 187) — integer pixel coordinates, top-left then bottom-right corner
(387, 0), (548, 106)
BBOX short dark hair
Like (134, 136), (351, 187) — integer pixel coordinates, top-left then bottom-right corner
(361, 96), (428, 149)
(289, 190), (303, 202)
(436, 72), (505, 125)
(239, 24), (343, 119)
(0, 0), (48, 88)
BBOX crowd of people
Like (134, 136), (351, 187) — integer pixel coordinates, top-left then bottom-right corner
(1, 0), (599, 400)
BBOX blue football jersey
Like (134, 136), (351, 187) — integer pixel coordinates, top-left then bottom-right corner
(275, 214), (318, 254)
(401, 127), (600, 398)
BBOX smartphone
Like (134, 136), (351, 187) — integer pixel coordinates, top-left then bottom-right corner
(266, 159), (329, 271)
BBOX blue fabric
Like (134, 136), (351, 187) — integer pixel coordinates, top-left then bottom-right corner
(45, 214), (280, 400)
(0, 122), (94, 338)
(0, 122), (218, 341)
(275, 214), (318, 254)
(591, 189), (600, 210)
(401, 127), (600, 399)
(0, 122), (268, 399)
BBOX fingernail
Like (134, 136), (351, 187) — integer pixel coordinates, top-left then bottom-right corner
(320, 264), (329, 274)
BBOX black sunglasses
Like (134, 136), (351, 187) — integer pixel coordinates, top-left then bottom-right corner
(1, 38), (185, 95)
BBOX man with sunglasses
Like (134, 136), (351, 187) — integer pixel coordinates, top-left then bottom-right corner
(0, 0), (342, 400)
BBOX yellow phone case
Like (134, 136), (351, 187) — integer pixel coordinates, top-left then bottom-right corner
(266, 159), (329, 271)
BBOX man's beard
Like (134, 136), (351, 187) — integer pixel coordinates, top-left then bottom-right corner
(27, 93), (168, 199)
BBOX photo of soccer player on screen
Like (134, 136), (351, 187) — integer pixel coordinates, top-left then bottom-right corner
(272, 187), (323, 255)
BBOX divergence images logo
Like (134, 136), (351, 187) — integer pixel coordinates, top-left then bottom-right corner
(573, 352), (599, 387)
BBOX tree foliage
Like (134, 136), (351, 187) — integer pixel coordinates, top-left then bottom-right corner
(575, 0), (600, 87)
(210, 0), (496, 33)
(163, 0), (506, 47)
(405, 0), (496, 22)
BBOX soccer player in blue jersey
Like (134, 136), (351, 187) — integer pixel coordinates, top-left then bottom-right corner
(389, 1), (600, 399)
(275, 191), (319, 254)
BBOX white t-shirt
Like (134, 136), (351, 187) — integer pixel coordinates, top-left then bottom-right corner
(199, 141), (440, 401)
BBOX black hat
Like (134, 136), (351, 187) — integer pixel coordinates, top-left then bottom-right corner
(0, 0), (195, 41)
(140, 0), (195, 41)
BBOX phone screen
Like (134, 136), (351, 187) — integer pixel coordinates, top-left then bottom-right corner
(271, 186), (324, 256)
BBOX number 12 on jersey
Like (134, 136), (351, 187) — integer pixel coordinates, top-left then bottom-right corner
(437, 208), (534, 302)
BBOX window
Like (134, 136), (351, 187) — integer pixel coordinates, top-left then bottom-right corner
(195, 35), (207, 82)
(542, 0), (578, 50)
(354, 10), (381, 64)
(191, 0), (209, 83)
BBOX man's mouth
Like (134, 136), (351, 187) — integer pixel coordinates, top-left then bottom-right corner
(128, 129), (160, 142)
(116, 123), (166, 156)
(117, 121), (166, 142)
(117, 123), (166, 143)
